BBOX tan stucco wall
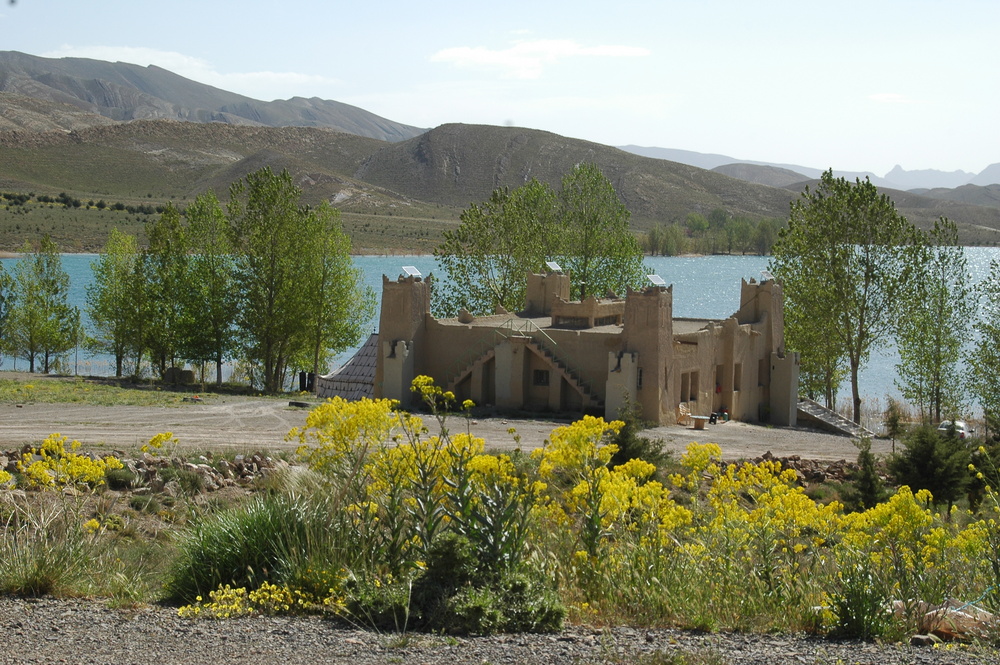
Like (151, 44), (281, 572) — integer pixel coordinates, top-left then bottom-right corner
(374, 273), (796, 426)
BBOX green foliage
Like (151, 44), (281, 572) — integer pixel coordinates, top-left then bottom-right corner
(829, 548), (893, 639)
(85, 228), (143, 377)
(179, 191), (238, 385)
(144, 204), (190, 378)
(888, 425), (970, 510)
(608, 401), (670, 473)
(228, 167), (370, 392)
(841, 439), (887, 513)
(433, 180), (557, 316)
(971, 259), (1000, 434)
(164, 491), (336, 602)
(433, 164), (645, 314)
(3, 235), (80, 373)
(894, 218), (974, 423)
(556, 162), (646, 300)
(770, 170), (922, 422)
(406, 532), (565, 634)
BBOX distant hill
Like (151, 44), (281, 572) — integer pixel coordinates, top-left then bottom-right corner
(0, 51), (424, 142)
(623, 146), (1000, 190)
(1, 50), (999, 250)
(711, 164), (809, 188)
(910, 184), (1000, 210)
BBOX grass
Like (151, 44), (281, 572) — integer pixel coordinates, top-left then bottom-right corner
(0, 375), (211, 407)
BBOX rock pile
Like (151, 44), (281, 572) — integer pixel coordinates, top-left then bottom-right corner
(1, 447), (288, 494)
(747, 450), (868, 484)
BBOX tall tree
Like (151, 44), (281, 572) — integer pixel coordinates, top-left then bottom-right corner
(180, 191), (238, 386)
(4, 236), (79, 373)
(433, 180), (557, 316)
(971, 260), (1000, 436)
(895, 218), (974, 423)
(556, 163), (646, 300)
(85, 228), (142, 377)
(770, 170), (921, 423)
(298, 201), (375, 378)
(144, 204), (191, 378)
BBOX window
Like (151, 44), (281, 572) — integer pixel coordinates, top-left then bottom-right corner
(690, 371), (699, 401)
(734, 363), (742, 392)
(533, 369), (550, 386)
(636, 367), (643, 390)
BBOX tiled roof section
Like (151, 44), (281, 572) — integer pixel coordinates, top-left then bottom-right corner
(316, 333), (378, 401)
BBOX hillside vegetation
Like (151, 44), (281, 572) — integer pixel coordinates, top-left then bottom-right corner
(2, 118), (1000, 251)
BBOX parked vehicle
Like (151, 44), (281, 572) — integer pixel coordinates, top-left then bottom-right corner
(937, 420), (974, 440)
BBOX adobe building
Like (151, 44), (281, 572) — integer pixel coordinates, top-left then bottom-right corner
(366, 270), (799, 427)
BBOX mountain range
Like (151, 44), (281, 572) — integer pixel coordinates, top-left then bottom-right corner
(618, 146), (1000, 191)
(1, 50), (999, 251)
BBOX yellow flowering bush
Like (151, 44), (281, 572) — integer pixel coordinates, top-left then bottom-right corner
(17, 433), (123, 489)
(0, 468), (11, 485)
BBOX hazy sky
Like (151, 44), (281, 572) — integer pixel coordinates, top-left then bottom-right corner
(2, 0), (996, 176)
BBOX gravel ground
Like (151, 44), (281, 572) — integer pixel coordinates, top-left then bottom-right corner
(1, 398), (885, 463)
(2, 597), (997, 665)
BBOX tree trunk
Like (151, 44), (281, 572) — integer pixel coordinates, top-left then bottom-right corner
(851, 360), (862, 425)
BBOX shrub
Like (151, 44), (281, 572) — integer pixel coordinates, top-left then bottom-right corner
(164, 491), (336, 602)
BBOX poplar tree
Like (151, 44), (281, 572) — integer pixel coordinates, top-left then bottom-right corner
(971, 260), (1000, 436)
(433, 180), (557, 316)
(86, 228), (142, 377)
(895, 218), (974, 423)
(556, 162), (646, 300)
(770, 170), (922, 423)
(299, 201), (374, 379)
(181, 191), (238, 386)
(5, 236), (79, 373)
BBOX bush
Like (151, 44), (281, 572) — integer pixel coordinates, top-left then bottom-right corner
(105, 468), (137, 491)
(888, 425), (970, 510)
(164, 492), (335, 602)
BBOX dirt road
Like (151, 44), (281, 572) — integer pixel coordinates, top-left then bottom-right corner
(0, 397), (885, 462)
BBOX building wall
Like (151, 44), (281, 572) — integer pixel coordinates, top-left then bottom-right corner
(374, 273), (796, 427)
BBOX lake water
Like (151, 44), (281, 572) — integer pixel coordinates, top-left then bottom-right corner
(3, 250), (999, 414)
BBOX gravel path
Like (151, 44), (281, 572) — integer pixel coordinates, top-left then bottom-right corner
(1, 597), (997, 665)
(1, 399), (884, 463)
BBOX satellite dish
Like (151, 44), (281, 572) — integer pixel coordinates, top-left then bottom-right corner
(545, 261), (563, 273)
(402, 266), (422, 278)
(646, 274), (667, 286)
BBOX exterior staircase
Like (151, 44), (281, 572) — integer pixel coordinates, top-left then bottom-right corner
(446, 335), (604, 412)
(523, 337), (604, 411)
(796, 398), (875, 439)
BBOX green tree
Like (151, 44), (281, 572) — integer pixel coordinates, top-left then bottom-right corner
(180, 191), (238, 386)
(433, 180), (557, 316)
(85, 228), (142, 377)
(889, 425), (970, 511)
(228, 168), (308, 392)
(144, 204), (191, 379)
(971, 260), (1000, 437)
(298, 201), (375, 378)
(5, 236), (79, 373)
(770, 170), (922, 423)
(895, 218), (974, 424)
(555, 163), (645, 300)
(841, 439), (887, 512)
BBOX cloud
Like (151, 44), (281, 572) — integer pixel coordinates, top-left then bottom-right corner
(430, 39), (650, 79)
(868, 92), (917, 104)
(40, 45), (340, 101)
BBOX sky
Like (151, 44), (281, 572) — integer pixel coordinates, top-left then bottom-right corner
(2, 0), (997, 176)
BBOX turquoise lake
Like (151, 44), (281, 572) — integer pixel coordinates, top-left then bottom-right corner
(4, 250), (1000, 413)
